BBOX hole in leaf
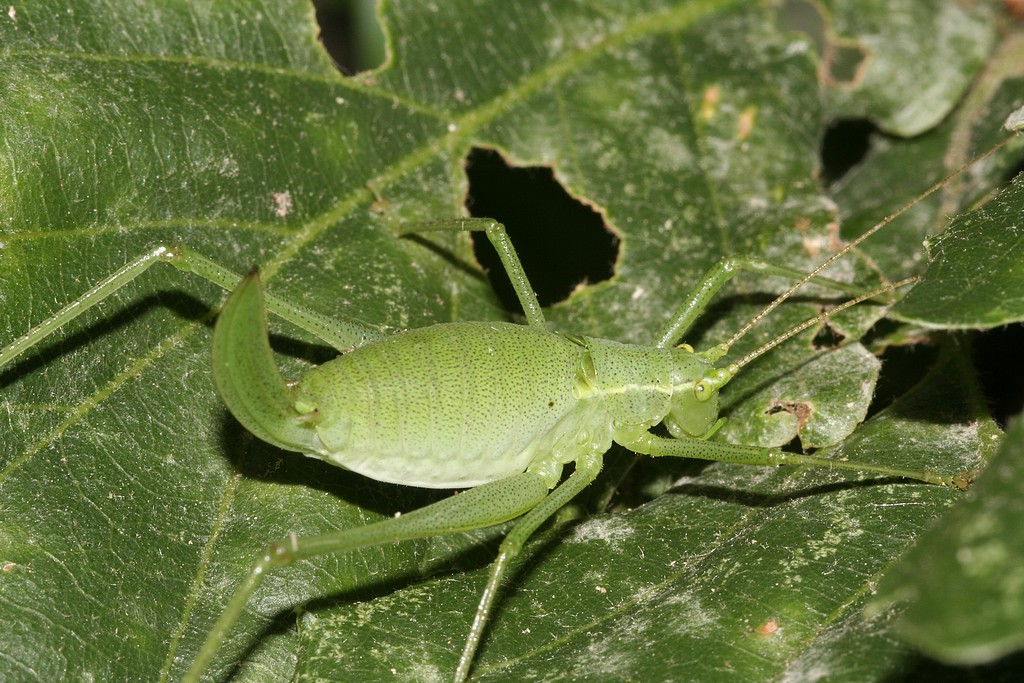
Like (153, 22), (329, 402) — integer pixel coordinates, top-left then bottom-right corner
(775, 0), (868, 86)
(313, 0), (386, 75)
(820, 119), (877, 185)
(775, 0), (826, 54)
(812, 322), (845, 349)
(973, 323), (1024, 427)
(464, 147), (618, 312)
(826, 43), (869, 85)
(1004, 155), (1024, 186)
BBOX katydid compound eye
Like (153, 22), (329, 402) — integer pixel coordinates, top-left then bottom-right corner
(693, 379), (713, 401)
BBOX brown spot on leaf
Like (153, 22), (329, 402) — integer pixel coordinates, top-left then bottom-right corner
(755, 617), (780, 636)
(768, 400), (813, 432)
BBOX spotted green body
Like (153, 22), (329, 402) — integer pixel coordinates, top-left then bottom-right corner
(276, 320), (719, 489)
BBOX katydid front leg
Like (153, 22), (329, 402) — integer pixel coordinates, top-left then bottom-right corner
(621, 431), (973, 489)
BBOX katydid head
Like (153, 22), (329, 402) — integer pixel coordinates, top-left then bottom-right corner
(662, 346), (735, 439)
(581, 336), (728, 438)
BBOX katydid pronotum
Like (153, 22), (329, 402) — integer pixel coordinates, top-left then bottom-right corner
(1, 131), (1018, 682)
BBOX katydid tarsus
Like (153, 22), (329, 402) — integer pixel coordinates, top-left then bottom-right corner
(0, 132), (1017, 682)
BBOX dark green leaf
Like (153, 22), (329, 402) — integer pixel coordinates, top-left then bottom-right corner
(894, 176), (1024, 328)
(0, 2), (1020, 682)
(868, 410), (1024, 665)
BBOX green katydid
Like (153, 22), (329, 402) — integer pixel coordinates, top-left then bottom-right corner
(0, 132), (1017, 681)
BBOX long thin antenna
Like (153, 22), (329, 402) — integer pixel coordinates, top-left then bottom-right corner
(732, 276), (919, 370)
(720, 135), (1016, 355)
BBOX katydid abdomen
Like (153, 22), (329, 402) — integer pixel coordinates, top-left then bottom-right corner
(296, 321), (598, 488)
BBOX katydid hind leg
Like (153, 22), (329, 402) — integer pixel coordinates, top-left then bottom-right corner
(183, 471), (551, 682)
(456, 453), (604, 682)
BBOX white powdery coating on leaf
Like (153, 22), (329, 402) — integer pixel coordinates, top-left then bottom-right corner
(567, 515), (636, 550)
(574, 637), (636, 678)
(1003, 106), (1024, 132)
(662, 591), (716, 635)
(779, 657), (833, 683)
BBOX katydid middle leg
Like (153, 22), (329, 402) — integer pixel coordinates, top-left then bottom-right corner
(456, 452), (605, 681)
(397, 218), (546, 328)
